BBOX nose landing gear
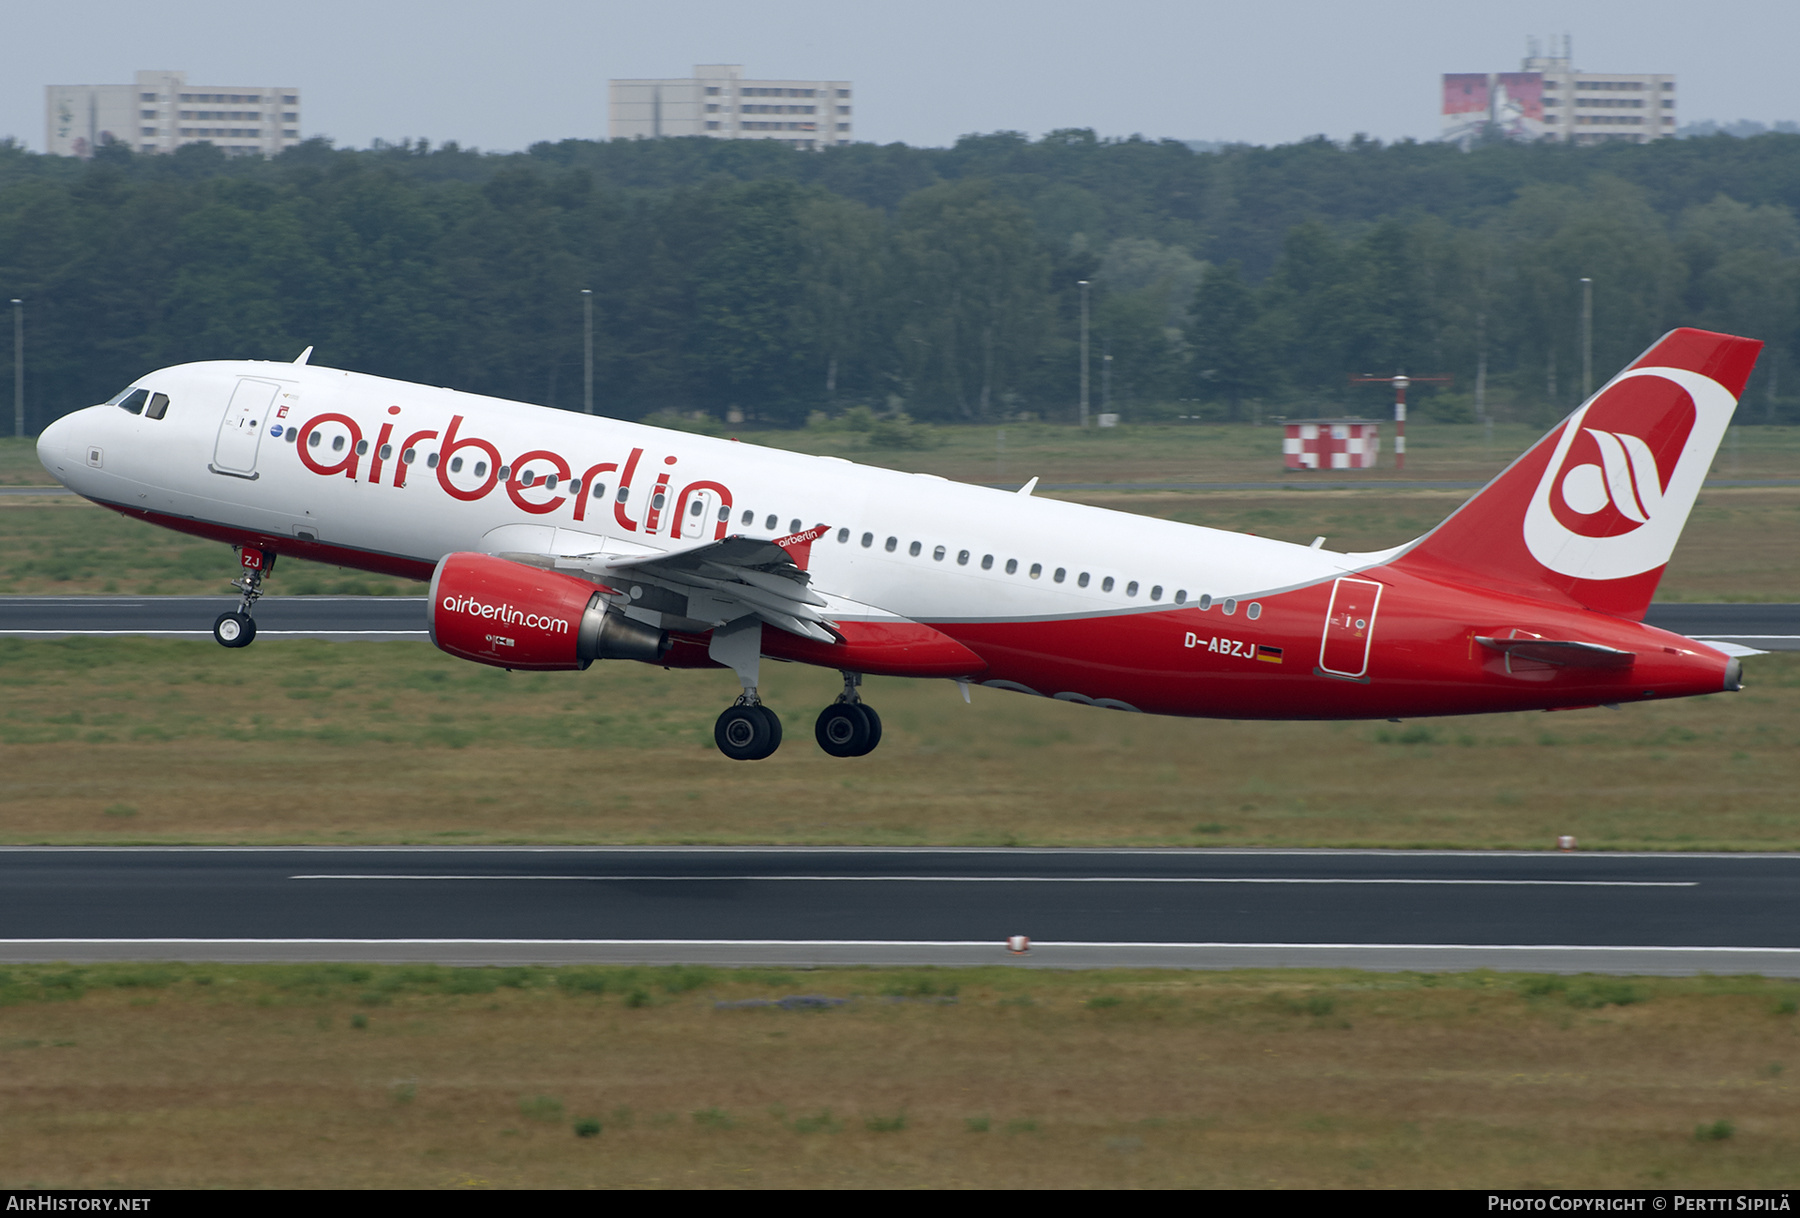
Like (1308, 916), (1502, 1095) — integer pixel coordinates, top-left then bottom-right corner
(814, 672), (882, 758)
(214, 546), (274, 649)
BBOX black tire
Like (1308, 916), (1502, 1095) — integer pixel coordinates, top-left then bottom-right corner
(854, 703), (882, 755)
(213, 611), (255, 648)
(715, 704), (777, 761)
(815, 702), (871, 758)
(757, 704), (783, 753)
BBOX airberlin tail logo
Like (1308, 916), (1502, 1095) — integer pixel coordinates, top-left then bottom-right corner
(1523, 367), (1736, 581)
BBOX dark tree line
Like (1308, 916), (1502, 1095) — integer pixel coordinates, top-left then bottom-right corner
(4, 127), (1800, 431)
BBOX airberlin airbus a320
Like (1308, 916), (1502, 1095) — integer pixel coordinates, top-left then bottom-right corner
(36, 327), (1758, 761)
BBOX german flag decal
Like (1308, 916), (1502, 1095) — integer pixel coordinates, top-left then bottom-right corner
(1256, 645), (1284, 664)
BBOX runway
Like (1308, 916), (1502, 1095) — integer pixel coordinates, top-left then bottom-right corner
(3, 847), (1797, 975)
(2, 596), (1798, 651)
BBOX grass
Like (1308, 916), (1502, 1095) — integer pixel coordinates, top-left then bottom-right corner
(1, 637), (1799, 848)
(0, 962), (1793, 1188)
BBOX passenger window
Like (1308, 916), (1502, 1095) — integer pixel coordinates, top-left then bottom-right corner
(285, 429), (298, 444)
(718, 506), (729, 522)
(765, 514), (777, 530)
(1006, 559), (1018, 574)
(1101, 576), (1113, 592)
(497, 465), (511, 481)
(909, 541), (922, 557)
(402, 448), (416, 464)
(379, 444), (393, 460)
(691, 499), (705, 516)
(1247, 602), (1262, 620)
(113, 388), (149, 414)
(593, 483), (607, 499)
(449, 455), (461, 470)
(1199, 594), (1213, 610)
(1078, 572), (1090, 588)
(1175, 590), (1188, 605)
(742, 510), (754, 525)
(790, 518), (801, 533)
(651, 491), (665, 509)
(355, 440), (369, 456)
(474, 461), (488, 478)
(567, 478), (580, 495)
(1126, 581), (1138, 596)
(1222, 598), (1237, 615)
(1150, 585), (1163, 600)
(933, 545), (946, 561)
(1054, 568), (1066, 583)
(332, 436), (347, 452)
(546, 474), (559, 491)
(958, 550), (970, 566)
(885, 536), (897, 552)
(521, 471), (536, 487)
(981, 555), (993, 570)
(1030, 563), (1042, 579)
(616, 486), (629, 502)
(145, 393), (170, 420)
(861, 532), (874, 548)
(837, 527), (850, 543)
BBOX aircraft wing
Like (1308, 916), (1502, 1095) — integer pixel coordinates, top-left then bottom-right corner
(576, 525), (838, 644)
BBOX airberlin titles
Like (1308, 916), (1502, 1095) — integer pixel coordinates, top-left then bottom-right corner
(286, 408), (734, 539)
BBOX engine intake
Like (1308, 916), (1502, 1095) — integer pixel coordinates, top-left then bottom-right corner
(428, 551), (669, 671)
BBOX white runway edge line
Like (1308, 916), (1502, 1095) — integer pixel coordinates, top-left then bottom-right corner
(0, 939), (1792, 953)
(287, 873), (1696, 887)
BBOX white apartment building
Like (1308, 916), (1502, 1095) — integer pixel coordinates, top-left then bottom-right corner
(46, 70), (301, 158)
(1442, 39), (1675, 147)
(609, 65), (851, 149)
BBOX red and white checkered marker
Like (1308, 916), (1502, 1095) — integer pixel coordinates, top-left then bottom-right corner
(1006, 935), (1030, 955)
(1557, 835), (1577, 852)
(1283, 419), (1381, 470)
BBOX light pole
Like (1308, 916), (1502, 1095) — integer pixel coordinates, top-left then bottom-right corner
(1579, 277), (1593, 401)
(1078, 279), (1090, 428)
(581, 288), (594, 415)
(11, 299), (21, 439)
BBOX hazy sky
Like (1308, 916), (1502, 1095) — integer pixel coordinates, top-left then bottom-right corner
(5, 0), (1798, 153)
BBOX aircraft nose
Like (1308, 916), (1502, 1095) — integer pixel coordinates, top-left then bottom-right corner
(36, 409), (84, 483)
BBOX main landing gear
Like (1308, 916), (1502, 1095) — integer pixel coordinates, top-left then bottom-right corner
(705, 621), (884, 762)
(709, 675), (883, 762)
(814, 671), (882, 758)
(214, 546), (273, 649)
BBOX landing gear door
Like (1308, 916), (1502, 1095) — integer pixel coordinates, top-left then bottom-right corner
(211, 378), (282, 479)
(1318, 577), (1383, 679)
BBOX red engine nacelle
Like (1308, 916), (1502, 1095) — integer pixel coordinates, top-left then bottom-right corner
(428, 552), (668, 671)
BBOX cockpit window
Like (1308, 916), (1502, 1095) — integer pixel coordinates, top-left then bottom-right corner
(112, 388), (149, 415)
(144, 392), (170, 420)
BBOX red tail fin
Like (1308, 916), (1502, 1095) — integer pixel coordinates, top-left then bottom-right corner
(1389, 328), (1761, 619)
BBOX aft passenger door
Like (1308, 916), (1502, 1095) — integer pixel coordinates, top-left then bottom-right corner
(211, 378), (282, 478)
(1318, 577), (1383, 680)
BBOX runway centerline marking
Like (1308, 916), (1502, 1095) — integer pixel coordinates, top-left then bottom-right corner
(288, 873), (1696, 888)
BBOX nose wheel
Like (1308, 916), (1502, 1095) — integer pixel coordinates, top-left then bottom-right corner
(213, 612), (257, 648)
(215, 545), (274, 648)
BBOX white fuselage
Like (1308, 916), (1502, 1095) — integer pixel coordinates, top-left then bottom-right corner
(38, 360), (1363, 625)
